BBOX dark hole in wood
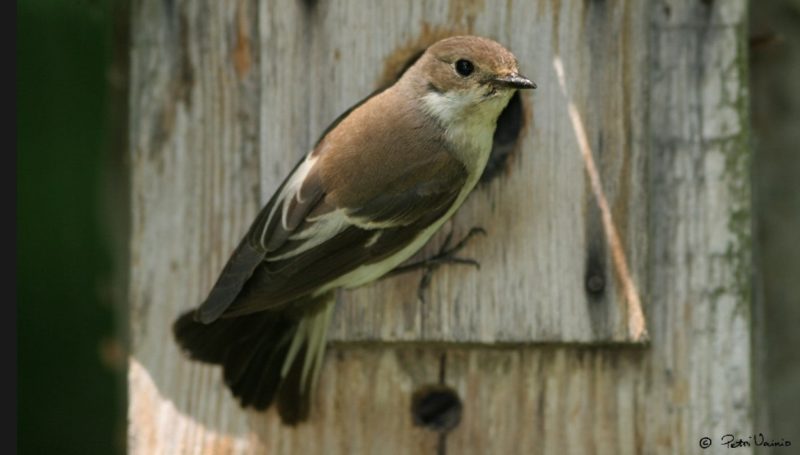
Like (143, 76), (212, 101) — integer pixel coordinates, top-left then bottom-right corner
(480, 91), (524, 184)
(411, 384), (462, 433)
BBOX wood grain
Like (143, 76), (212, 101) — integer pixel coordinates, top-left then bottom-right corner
(129, 0), (754, 453)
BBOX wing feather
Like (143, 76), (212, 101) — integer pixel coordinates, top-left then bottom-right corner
(197, 88), (469, 322)
(213, 154), (466, 319)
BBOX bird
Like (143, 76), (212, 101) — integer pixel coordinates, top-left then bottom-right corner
(173, 35), (536, 424)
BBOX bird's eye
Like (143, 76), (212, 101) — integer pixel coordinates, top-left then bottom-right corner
(455, 59), (474, 77)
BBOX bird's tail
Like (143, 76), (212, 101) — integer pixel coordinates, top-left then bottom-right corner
(172, 293), (335, 424)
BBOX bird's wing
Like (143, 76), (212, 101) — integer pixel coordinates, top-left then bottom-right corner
(198, 147), (465, 321)
(194, 87), (395, 324)
(195, 120), (467, 323)
(193, 156), (313, 323)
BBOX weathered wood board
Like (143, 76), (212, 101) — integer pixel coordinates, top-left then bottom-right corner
(129, 0), (753, 453)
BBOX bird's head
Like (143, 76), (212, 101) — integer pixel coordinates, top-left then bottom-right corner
(403, 36), (536, 126)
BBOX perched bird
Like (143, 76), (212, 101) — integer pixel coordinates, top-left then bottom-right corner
(173, 35), (536, 424)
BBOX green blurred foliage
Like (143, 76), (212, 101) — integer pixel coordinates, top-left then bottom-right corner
(18, 0), (121, 453)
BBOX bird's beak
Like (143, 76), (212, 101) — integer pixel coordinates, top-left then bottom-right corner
(492, 73), (537, 90)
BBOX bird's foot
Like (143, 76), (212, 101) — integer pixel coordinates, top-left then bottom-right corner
(387, 227), (486, 302)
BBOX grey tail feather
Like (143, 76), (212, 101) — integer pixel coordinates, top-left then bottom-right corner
(173, 293), (335, 424)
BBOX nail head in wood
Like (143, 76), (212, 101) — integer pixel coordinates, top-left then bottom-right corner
(586, 274), (606, 295)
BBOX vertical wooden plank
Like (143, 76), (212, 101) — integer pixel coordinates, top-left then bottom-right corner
(645, 0), (753, 450)
(129, 0), (263, 451)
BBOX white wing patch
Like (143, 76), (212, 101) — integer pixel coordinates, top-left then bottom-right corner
(258, 154), (319, 249)
(265, 209), (351, 262)
(364, 231), (382, 247)
(260, 153), (393, 263)
(265, 208), (396, 262)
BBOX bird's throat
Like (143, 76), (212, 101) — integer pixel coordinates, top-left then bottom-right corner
(421, 89), (512, 177)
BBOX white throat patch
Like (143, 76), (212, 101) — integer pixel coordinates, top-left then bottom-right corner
(421, 87), (513, 175)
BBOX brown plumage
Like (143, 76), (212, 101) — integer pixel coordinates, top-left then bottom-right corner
(173, 35), (535, 424)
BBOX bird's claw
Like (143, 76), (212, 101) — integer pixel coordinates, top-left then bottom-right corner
(387, 226), (486, 302)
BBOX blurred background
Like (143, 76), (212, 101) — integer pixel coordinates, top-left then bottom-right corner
(18, 0), (127, 453)
(16, 0), (799, 453)
(750, 1), (800, 447)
